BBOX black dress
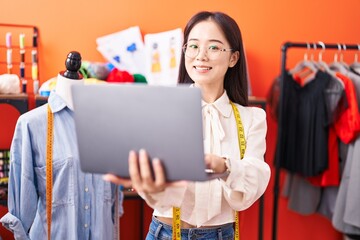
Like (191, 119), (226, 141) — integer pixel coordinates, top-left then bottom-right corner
(278, 70), (331, 177)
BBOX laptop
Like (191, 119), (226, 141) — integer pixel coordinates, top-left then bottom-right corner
(71, 83), (215, 182)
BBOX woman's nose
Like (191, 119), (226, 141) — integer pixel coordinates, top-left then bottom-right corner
(196, 47), (208, 60)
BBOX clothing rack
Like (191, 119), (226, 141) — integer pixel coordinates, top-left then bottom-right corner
(272, 41), (360, 240)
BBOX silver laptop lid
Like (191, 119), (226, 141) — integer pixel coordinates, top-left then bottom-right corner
(71, 83), (209, 182)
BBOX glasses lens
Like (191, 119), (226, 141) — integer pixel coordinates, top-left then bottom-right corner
(183, 43), (230, 59)
(183, 43), (198, 58)
(207, 45), (222, 59)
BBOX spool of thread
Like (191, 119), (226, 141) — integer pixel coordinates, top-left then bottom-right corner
(33, 78), (39, 94)
(20, 62), (25, 78)
(19, 33), (25, 49)
(32, 64), (38, 80)
(20, 61), (26, 93)
(32, 32), (38, 47)
(20, 50), (25, 62)
(6, 32), (12, 48)
(22, 79), (27, 93)
(31, 49), (38, 63)
(6, 49), (12, 74)
(6, 49), (12, 65)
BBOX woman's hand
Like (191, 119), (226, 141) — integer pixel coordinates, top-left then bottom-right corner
(204, 154), (227, 174)
(129, 149), (167, 193)
(103, 149), (186, 194)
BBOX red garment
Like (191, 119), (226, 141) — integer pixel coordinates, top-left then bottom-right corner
(334, 73), (360, 144)
(106, 68), (134, 83)
(307, 126), (340, 186)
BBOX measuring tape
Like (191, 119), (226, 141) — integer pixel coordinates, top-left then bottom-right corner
(0, 178), (9, 184)
(230, 101), (246, 240)
(230, 101), (246, 159)
(171, 101), (246, 240)
(46, 104), (53, 240)
(172, 207), (181, 239)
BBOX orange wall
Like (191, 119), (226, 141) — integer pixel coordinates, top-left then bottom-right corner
(1, 1), (360, 240)
(1, 0), (360, 97)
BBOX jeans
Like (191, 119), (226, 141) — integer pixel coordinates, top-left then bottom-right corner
(146, 216), (234, 240)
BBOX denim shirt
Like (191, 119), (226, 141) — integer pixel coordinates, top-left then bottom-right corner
(0, 92), (123, 240)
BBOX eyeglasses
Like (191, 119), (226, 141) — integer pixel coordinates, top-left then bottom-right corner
(182, 43), (233, 60)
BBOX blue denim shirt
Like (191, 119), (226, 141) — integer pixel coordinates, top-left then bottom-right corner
(0, 92), (123, 240)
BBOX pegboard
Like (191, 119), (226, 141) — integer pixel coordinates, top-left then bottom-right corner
(0, 23), (39, 94)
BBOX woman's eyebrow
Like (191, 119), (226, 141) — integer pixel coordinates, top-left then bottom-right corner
(187, 38), (224, 44)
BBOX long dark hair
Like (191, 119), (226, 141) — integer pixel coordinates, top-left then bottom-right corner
(178, 11), (248, 106)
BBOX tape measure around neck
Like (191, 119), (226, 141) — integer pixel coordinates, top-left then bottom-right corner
(171, 101), (246, 240)
(230, 101), (246, 159)
(230, 101), (246, 240)
(46, 104), (53, 240)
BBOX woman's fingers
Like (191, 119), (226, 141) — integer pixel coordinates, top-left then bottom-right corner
(108, 149), (168, 194)
(128, 150), (143, 192)
(139, 149), (153, 183)
(204, 154), (226, 173)
(102, 174), (132, 188)
(152, 158), (166, 190)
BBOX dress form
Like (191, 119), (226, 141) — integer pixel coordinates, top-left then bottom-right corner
(55, 51), (84, 110)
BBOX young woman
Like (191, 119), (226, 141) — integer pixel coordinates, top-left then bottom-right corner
(104, 11), (270, 239)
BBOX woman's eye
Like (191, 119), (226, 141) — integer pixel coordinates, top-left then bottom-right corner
(208, 45), (220, 51)
(188, 44), (199, 49)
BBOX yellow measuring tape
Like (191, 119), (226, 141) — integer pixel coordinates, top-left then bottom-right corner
(46, 104), (53, 240)
(171, 101), (246, 240)
(0, 178), (9, 184)
(231, 101), (246, 240)
(172, 207), (181, 240)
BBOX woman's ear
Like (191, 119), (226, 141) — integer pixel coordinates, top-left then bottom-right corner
(229, 51), (240, 68)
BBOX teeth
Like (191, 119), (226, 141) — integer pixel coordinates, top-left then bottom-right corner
(195, 66), (211, 70)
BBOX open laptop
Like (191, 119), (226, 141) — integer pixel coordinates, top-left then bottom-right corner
(71, 83), (216, 182)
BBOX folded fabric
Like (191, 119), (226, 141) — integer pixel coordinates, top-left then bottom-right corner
(0, 74), (20, 94)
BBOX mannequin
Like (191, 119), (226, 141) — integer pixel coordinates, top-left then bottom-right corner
(0, 51), (123, 240)
(55, 51), (84, 110)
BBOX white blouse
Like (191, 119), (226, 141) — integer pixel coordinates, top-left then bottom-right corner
(138, 91), (271, 227)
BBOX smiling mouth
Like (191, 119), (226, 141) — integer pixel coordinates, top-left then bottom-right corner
(194, 66), (212, 70)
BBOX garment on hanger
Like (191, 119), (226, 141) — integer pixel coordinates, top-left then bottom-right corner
(333, 73), (360, 144)
(278, 70), (331, 177)
(331, 62), (360, 111)
(332, 61), (360, 236)
(332, 136), (360, 235)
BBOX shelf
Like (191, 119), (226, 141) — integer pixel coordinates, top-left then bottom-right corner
(0, 93), (28, 114)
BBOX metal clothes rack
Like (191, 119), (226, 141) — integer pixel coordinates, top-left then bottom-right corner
(272, 41), (359, 240)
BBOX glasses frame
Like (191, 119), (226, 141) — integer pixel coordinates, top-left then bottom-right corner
(182, 43), (233, 60)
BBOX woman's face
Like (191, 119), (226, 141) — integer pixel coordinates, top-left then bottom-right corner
(184, 19), (238, 89)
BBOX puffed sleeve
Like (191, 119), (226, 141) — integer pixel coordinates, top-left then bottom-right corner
(0, 117), (38, 240)
(222, 106), (271, 211)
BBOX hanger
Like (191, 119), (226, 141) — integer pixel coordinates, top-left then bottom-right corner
(289, 43), (318, 85)
(317, 41), (344, 87)
(330, 43), (349, 74)
(350, 44), (360, 75)
(317, 42), (335, 75)
(290, 43), (318, 74)
(340, 44), (350, 69)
